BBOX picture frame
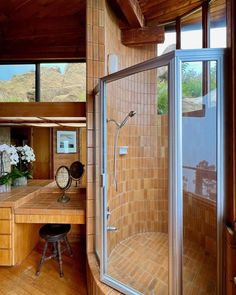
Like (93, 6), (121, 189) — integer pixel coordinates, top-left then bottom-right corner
(57, 130), (77, 153)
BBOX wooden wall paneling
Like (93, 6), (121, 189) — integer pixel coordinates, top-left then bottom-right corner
(32, 127), (51, 179)
(53, 127), (80, 177)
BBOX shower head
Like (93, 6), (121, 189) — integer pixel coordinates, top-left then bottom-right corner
(128, 110), (136, 117)
(107, 110), (136, 128)
(119, 110), (136, 128)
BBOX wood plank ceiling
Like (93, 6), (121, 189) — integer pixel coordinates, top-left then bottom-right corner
(109, 0), (225, 46)
(137, 0), (205, 25)
(0, 0), (86, 59)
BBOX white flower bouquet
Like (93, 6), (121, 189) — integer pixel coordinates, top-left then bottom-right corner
(11, 145), (36, 180)
(0, 144), (19, 186)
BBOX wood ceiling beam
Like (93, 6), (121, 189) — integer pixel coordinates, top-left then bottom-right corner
(0, 102), (86, 117)
(116, 0), (145, 27)
(121, 26), (165, 46)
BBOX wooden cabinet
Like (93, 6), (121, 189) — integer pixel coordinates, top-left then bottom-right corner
(0, 208), (13, 266)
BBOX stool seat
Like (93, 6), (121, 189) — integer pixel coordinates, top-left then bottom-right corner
(39, 224), (71, 241)
(36, 223), (72, 277)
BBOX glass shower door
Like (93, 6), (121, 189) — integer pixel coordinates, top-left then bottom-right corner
(100, 59), (172, 295)
(98, 49), (225, 295)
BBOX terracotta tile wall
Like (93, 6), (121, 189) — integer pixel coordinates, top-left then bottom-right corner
(106, 77), (168, 255)
(86, 0), (105, 255)
(86, 0), (160, 254)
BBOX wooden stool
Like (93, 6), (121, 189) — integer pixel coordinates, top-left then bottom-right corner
(36, 224), (72, 277)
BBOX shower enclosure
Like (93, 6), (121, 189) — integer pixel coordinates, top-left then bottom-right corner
(95, 49), (225, 295)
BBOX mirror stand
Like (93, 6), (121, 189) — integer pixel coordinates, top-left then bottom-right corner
(57, 190), (70, 203)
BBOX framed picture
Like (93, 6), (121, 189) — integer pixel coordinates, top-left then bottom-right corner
(57, 130), (77, 153)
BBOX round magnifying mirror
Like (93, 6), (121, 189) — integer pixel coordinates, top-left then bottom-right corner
(69, 161), (85, 186)
(55, 166), (72, 203)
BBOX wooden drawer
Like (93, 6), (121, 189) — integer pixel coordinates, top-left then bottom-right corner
(0, 235), (11, 249)
(0, 208), (11, 220)
(0, 220), (11, 234)
(0, 249), (12, 265)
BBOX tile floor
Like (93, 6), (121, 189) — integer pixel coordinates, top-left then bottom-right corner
(108, 232), (216, 295)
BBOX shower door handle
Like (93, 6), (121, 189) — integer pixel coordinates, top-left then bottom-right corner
(107, 225), (118, 232)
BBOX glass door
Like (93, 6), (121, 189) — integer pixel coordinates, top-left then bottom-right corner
(97, 49), (225, 295)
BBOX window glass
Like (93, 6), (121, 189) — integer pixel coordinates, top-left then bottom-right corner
(40, 63), (86, 102)
(210, 0), (226, 48)
(181, 8), (202, 49)
(158, 24), (176, 56)
(0, 65), (35, 102)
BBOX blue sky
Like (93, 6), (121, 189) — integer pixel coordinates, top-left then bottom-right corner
(0, 63), (67, 81)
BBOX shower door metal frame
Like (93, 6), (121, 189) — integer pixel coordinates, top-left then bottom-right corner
(98, 48), (225, 295)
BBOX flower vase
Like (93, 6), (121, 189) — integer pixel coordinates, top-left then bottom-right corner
(13, 176), (27, 187)
(0, 183), (11, 193)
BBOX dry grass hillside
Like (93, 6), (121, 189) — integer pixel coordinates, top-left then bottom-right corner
(0, 63), (86, 102)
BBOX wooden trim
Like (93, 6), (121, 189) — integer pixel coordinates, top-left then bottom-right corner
(0, 102), (86, 117)
(121, 26), (164, 46)
(225, 0), (236, 226)
(202, 1), (209, 48)
(116, 0), (145, 28)
(14, 214), (85, 224)
(176, 17), (181, 49)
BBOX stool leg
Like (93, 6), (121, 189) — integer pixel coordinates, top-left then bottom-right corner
(36, 241), (48, 276)
(64, 236), (73, 256)
(57, 241), (64, 278)
(52, 242), (57, 259)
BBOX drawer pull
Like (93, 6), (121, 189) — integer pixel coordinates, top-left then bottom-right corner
(233, 277), (236, 285)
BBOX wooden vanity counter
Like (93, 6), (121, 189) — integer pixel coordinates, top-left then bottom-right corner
(0, 180), (86, 266)
(14, 188), (86, 224)
(0, 180), (54, 208)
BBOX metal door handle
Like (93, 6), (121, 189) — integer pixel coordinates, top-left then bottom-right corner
(107, 226), (118, 232)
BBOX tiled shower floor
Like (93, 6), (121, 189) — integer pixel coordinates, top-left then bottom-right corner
(108, 232), (216, 295)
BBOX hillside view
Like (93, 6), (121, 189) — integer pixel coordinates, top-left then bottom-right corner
(0, 63), (86, 102)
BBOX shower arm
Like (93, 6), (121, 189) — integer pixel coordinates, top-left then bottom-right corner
(106, 118), (120, 128)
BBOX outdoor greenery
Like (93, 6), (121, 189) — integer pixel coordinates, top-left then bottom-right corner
(157, 62), (217, 114)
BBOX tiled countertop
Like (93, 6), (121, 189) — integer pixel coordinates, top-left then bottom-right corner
(0, 179), (54, 208)
(15, 188), (86, 215)
(0, 180), (86, 217)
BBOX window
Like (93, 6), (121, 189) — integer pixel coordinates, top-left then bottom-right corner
(181, 8), (202, 49)
(0, 62), (86, 102)
(157, 24), (176, 56)
(0, 65), (36, 102)
(210, 0), (226, 48)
